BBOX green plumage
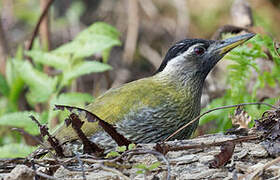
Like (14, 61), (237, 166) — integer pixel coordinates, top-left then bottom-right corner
(54, 74), (202, 144)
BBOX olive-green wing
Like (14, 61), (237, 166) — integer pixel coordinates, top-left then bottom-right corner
(52, 77), (173, 144)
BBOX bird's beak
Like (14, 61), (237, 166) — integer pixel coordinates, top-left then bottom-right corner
(215, 33), (255, 55)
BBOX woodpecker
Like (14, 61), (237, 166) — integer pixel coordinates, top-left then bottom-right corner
(53, 33), (255, 148)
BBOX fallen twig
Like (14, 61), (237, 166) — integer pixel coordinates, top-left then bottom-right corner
(158, 135), (259, 154)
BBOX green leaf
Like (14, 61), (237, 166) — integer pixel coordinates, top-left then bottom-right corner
(0, 143), (37, 158)
(62, 61), (112, 85)
(0, 74), (10, 97)
(54, 22), (121, 59)
(51, 92), (93, 106)
(13, 60), (57, 104)
(0, 111), (40, 135)
(25, 50), (70, 70)
(8, 76), (24, 105)
(116, 145), (126, 152)
(134, 163), (148, 170)
(102, 47), (112, 63)
(128, 143), (136, 150)
(148, 162), (161, 170)
(105, 151), (120, 158)
(136, 170), (145, 174)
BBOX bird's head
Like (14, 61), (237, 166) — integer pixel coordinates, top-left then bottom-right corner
(155, 33), (255, 80)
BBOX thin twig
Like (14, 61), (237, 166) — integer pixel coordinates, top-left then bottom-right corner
(27, 0), (55, 50)
(0, 18), (9, 75)
(159, 135), (259, 153)
(165, 102), (278, 142)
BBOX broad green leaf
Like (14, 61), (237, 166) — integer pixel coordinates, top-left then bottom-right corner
(54, 22), (121, 59)
(13, 60), (57, 104)
(51, 92), (93, 106)
(0, 143), (37, 158)
(25, 50), (70, 70)
(0, 74), (10, 97)
(0, 111), (40, 135)
(62, 61), (112, 85)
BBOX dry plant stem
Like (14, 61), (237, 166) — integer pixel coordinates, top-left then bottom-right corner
(39, 0), (51, 50)
(55, 105), (132, 147)
(123, 0), (139, 65)
(68, 113), (103, 155)
(40, 0), (51, 75)
(30, 115), (64, 158)
(27, 0), (55, 51)
(165, 102), (278, 142)
(12, 128), (57, 159)
(0, 18), (9, 76)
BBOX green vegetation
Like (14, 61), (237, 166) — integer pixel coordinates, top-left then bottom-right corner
(134, 161), (161, 175)
(0, 22), (121, 157)
(200, 34), (280, 133)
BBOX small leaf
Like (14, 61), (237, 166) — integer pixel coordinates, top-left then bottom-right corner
(136, 170), (145, 174)
(0, 111), (40, 135)
(0, 143), (37, 158)
(116, 145), (126, 152)
(0, 74), (10, 97)
(148, 162), (161, 170)
(62, 61), (112, 85)
(128, 143), (136, 150)
(105, 151), (120, 158)
(134, 163), (148, 170)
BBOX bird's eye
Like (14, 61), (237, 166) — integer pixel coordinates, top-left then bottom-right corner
(194, 47), (205, 56)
